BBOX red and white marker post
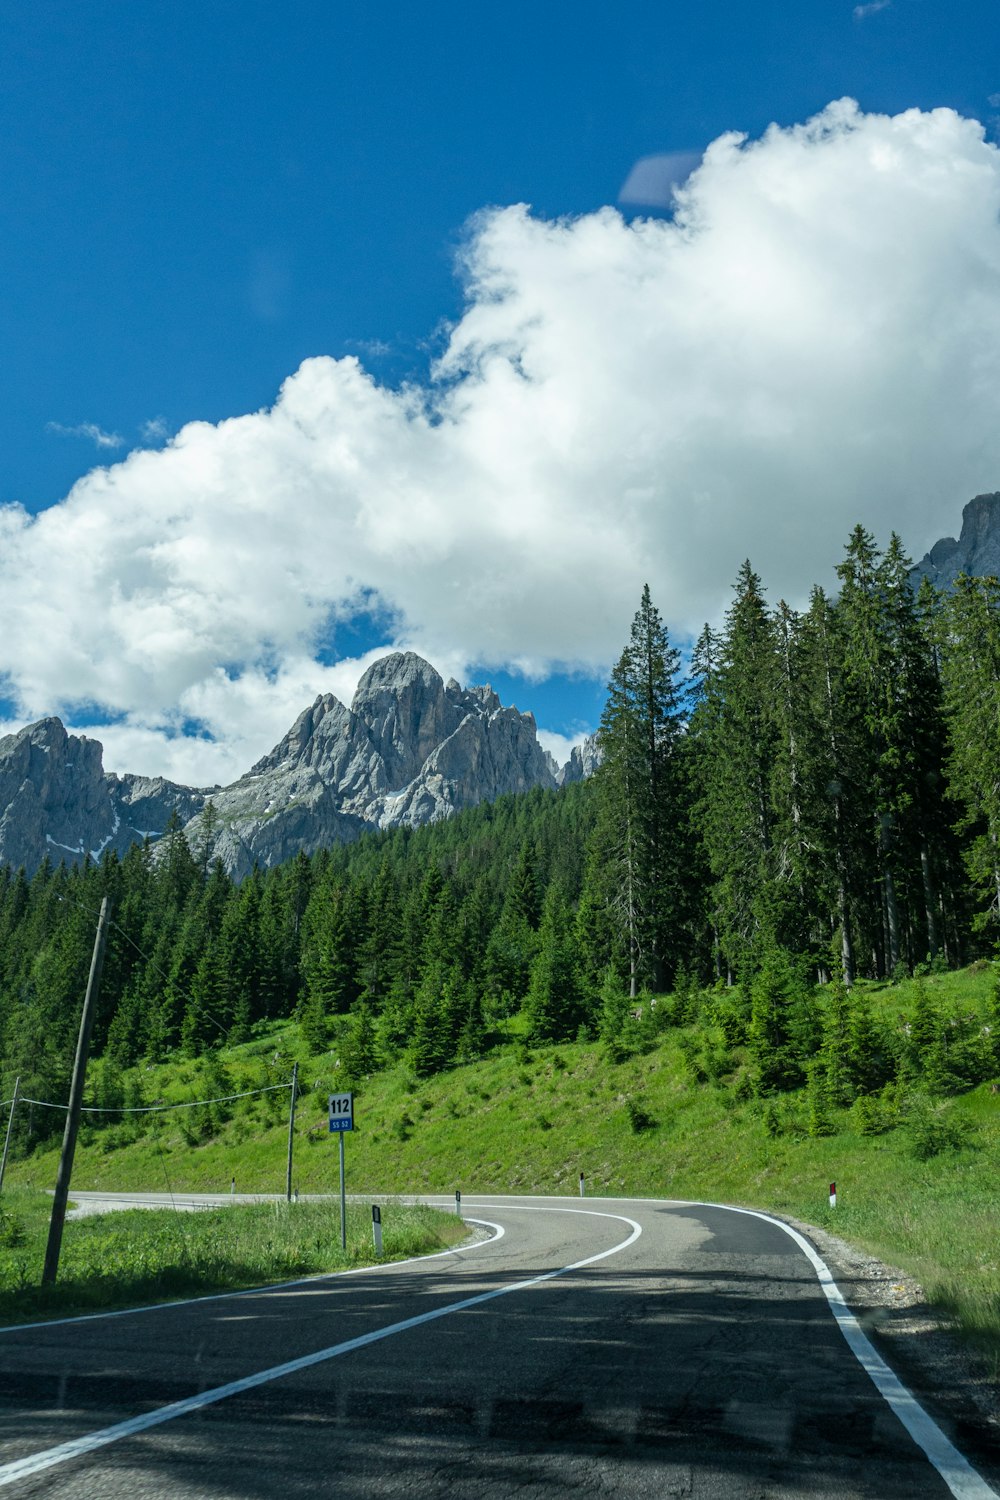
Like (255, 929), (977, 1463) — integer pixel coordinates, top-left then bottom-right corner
(829, 1181), (837, 1209)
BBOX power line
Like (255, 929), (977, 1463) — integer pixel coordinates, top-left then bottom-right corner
(17, 1084), (291, 1116)
(55, 895), (236, 1043)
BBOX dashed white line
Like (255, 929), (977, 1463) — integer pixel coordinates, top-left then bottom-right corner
(0, 1209), (640, 1488)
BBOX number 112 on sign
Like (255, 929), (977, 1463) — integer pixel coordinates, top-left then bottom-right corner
(328, 1093), (354, 1132)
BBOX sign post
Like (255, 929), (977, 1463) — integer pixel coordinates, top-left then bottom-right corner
(328, 1093), (354, 1251)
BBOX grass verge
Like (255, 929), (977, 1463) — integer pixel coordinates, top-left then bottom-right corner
(0, 1189), (466, 1326)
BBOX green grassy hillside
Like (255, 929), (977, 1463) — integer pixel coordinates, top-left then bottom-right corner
(6, 963), (999, 1367)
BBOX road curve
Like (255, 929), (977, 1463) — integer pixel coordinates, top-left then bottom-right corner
(0, 1194), (995, 1499)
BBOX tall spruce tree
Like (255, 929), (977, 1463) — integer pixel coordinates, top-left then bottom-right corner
(592, 585), (685, 995)
(798, 586), (861, 983)
(941, 573), (1000, 933)
(836, 528), (954, 973)
(694, 562), (780, 978)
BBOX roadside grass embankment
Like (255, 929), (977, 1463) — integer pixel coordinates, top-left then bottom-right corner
(0, 1191), (466, 1326)
(6, 964), (999, 1369)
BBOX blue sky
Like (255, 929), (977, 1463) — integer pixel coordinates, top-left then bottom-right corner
(3, 2), (1000, 781)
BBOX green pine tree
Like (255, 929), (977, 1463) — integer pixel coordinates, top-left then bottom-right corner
(592, 584), (686, 995)
(523, 884), (584, 1042)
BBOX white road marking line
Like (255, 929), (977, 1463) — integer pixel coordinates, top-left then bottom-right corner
(0, 1210), (640, 1488)
(0, 1218), (505, 1336)
(676, 1201), (997, 1500)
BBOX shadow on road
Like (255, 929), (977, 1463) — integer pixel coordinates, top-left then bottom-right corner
(2, 1217), (993, 1498)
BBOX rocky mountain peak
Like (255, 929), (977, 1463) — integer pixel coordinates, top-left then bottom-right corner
(0, 652), (590, 878)
(0, 716), (206, 872)
(352, 651), (462, 791)
(558, 732), (602, 786)
(172, 652), (568, 877)
(353, 650), (438, 699)
(912, 492), (1000, 589)
(0, 719), (109, 868)
(249, 693), (346, 776)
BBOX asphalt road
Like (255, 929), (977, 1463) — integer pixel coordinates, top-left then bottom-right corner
(0, 1195), (996, 1499)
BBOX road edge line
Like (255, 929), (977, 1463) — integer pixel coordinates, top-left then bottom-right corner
(683, 1200), (997, 1500)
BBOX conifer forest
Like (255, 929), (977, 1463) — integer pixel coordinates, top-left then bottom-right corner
(3, 524), (1000, 1148)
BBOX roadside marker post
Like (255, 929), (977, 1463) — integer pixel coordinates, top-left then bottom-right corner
(372, 1204), (383, 1257)
(455, 1189), (461, 1216)
(230, 1177), (235, 1199)
(829, 1181), (837, 1209)
(579, 1173), (585, 1198)
(328, 1093), (354, 1251)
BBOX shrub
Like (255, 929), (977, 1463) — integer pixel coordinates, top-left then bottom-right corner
(731, 1068), (755, 1103)
(676, 1034), (708, 1085)
(624, 1097), (656, 1133)
(903, 1096), (971, 1160)
(850, 1093), (898, 1137)
(0, 1208), (24, 1249)
(807, 1063), (836, 1138)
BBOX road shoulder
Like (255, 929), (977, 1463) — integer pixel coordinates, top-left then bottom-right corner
(786, 1212), (1000, 1489)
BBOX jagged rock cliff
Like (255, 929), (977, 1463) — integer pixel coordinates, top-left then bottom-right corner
(558, 733), (601, 786)
(0, 653), (572, 878)
(185, 653), (558, 878)
(912, 492), (1000, 589)
(0, 717), (210, 874)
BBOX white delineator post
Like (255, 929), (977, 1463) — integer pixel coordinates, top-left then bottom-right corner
(829, 1181), (837, 1209)
(579, 1173), (585, 1198)
(455, 1189), (461, 1216)
(372, 1204), (383, 1256)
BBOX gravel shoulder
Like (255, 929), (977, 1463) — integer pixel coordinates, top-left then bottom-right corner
(788, 1213), (1000, 1486)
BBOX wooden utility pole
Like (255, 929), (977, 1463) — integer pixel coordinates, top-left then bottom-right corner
(285, 1061), (298, 1203)
(0, 1075), (20, 1194)
(42, 896), (112, 1285)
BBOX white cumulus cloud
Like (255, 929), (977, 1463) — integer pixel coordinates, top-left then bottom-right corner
(6, 99), (1000, 782)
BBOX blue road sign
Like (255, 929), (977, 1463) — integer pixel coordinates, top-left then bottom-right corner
(328, 1092), (354, 1132)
